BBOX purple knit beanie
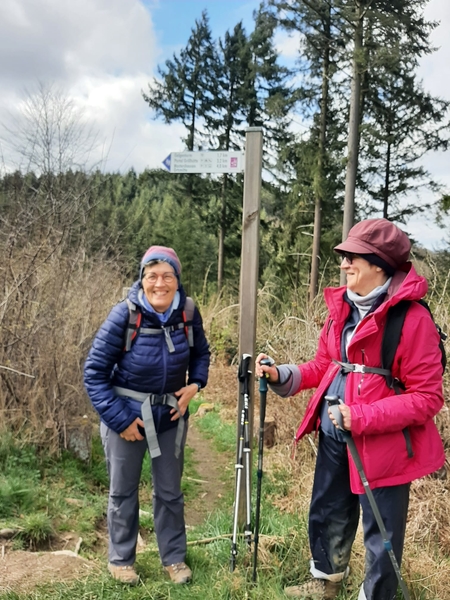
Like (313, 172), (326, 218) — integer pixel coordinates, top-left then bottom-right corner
(140, 246), (182, 281)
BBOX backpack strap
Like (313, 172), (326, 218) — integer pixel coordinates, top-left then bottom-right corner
(114, 386), (184, 458)
(383, 299), (447, 376)
(124, 297), (195, 352)
(381, 300), (411, 390)
(124, 299), (142, 351)
(336, 300), (443, 460)
(333, 359), (391, 378)
(333, 300), (412, 386)
(416, 299), (447, 372)
(382, 300), (420, 457)
(336, 302), (414, 458)
(182, 296), (195, 348)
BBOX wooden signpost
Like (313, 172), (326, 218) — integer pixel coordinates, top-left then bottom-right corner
(163, 127), (264, 525)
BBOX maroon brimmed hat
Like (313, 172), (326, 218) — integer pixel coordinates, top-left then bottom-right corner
(334, 218), (411, 270)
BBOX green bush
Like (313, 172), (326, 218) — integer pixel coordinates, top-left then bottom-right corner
(0, 477), (37, 518)
(18, 513), (54, 548)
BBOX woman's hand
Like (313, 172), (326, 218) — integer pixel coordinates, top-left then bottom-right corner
(120, 417), (145, 441)
(328, 404), (352, 431)
(172, 383), (199, 421)
(255, 353), (278, 383)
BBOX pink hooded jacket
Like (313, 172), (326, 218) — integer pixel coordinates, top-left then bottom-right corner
(294, 263), (445, 493)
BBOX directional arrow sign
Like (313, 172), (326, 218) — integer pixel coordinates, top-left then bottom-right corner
(162, 151), (244, 174)
(162, 154), (171, 171)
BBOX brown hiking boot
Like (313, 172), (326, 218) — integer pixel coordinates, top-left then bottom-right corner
(164, 562), (192, 584)
(108, 563), (139, 585)
(284, 578), (341, 599)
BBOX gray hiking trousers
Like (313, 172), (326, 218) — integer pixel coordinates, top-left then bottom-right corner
(100, 421), (188, 567)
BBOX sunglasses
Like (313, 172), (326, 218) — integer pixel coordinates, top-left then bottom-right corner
(339, 251), (359, 265)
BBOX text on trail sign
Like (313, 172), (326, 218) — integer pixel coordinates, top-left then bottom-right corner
(162, 151), (245, 174)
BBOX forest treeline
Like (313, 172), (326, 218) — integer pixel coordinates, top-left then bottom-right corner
(2, 1), (450, 296)
(0, 166), (346, 297)
(1, 0), (450, 450)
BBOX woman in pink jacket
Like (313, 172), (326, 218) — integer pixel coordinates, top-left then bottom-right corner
(256, 218), (445, 600)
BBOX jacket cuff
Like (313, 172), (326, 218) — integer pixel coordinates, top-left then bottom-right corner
(269, 365), (302, 397)
(188, 381), (203, 392)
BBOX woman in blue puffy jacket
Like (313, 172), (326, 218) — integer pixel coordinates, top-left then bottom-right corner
(84, 246), (210, 586)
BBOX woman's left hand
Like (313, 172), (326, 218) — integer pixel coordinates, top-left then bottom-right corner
(328, 404), (352, 431)
(171, 383), (199, 421)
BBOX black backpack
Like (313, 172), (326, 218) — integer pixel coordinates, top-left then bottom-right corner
(382, 299), (447, 391)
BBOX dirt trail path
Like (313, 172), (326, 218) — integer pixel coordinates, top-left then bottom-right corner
(0, 413), (232, 594)
(184, 417), (232, 527)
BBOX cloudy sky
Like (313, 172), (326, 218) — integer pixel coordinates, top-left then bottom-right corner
(1, 0), (449, 247)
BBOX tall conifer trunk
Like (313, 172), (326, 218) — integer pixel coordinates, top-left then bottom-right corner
(341, 1), (365, 285)
(309, 4), (330, 302)
(383, 138), (392, 219)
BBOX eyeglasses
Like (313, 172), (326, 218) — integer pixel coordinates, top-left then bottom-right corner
(143, 272), (176, 283)
(339, 252), (359, 265)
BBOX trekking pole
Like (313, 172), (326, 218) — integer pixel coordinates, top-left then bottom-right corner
(241, 355), (253, 552)
(325, 395), (411, 600)
(230, 354), (252, 572)
(252, 357), (274, 582)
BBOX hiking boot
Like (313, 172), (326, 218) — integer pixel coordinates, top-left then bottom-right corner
(108, 563), (139, 585)
(284, 578), (341, 599)
(164, 562), (192, 584)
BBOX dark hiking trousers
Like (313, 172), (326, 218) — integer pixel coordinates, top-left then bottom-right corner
(101, 421), (188, 567)
(309, 430), (410, 600)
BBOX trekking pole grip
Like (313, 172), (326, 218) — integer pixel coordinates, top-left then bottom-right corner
(325, 395), (350, 437)
(259, 358), (274, 393)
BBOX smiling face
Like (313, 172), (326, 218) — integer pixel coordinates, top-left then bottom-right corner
(142, 262), (178, 313)
(340, 254), (388, 296)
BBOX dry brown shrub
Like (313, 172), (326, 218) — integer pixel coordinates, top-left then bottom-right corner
(197, 291), (240, 365)
(408, 477), (450, 550)
(255, 283), (327, 365)
(0, 241), (123, 453)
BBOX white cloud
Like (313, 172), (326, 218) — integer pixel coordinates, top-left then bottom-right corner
(71, 74), (185, 172)
(420, 0), (450, 98)
(274, 29), (303, 61)
(406, 210), (448, 250)
(0, 0), (180, 174)
(0, 0), (158, 83)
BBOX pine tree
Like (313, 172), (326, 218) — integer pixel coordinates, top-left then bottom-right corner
(358, 26), (450, 220)
(205, 10), (292, 291)
(269, 0), (346, 297)
(337, 0), (449, 233)
(142, 11), (218, 151)
(248, 5), (294, 158)
(209, 22), (250, 290)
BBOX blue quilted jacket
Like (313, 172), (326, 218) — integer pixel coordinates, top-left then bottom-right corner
(84, 281), (210, 434)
